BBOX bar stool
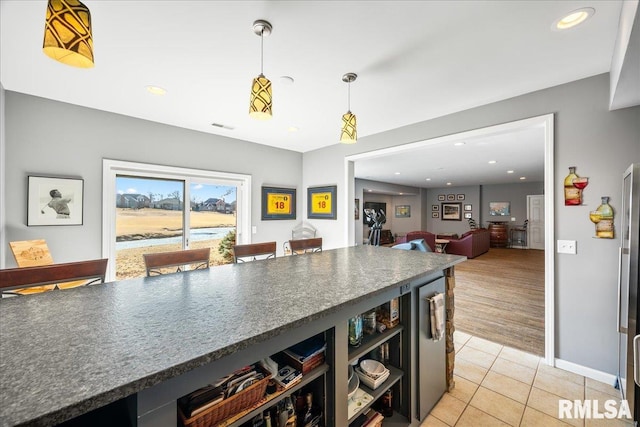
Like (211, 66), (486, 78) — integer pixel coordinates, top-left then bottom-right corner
(232, 242), (277, 263)
(510, 220), (528, 248)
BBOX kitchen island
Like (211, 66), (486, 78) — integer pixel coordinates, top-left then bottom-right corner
(0, 245), (464, 427)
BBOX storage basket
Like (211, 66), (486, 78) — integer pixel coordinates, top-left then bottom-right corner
(179, 365), (271, 427)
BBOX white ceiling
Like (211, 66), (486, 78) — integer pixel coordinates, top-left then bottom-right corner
(0, 0), (626, 188)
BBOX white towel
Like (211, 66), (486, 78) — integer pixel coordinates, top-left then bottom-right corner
(428, 293), (445, 341)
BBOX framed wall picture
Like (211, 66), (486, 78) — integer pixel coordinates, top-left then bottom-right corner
(464, 204), (472, 211)
(438, 194), (445, 201)
(432, 204), (439, 211)
(457, 194), (465, 200)
(395, 205), (411, 218)
(28, 175), (84, 226)
(308, 185), (337, 219)
(355, 198), (360, 220)
(261, 186), (296, 220)
(441, 202), (462, 221)
(464, 212), (473, 219)
(447, 194), (455, 201)
(489, 201), (511, 216)
(432, 212), (439, 218)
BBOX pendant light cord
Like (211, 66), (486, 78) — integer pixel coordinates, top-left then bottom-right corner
(348, 81), (351, 111)
(260, 29), (264, 75)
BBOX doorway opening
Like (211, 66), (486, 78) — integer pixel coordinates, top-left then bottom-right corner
(345, 114), (555, 364)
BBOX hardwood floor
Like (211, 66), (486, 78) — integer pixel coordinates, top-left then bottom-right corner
(453, 248), (545, 356)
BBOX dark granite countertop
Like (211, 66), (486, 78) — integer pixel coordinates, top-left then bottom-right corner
(0, 245), (464, 427)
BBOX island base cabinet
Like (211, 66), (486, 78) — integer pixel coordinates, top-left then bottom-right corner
(416, 278), (446, 421)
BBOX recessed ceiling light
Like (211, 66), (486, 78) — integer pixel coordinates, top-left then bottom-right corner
(446, 182), (452, 186)
(554, 8), (594, 30)
(368, 189), (373, 192)
(507, 170), (514, 174)
(488, 160), (497, 164)
(146, 85), (167, 96)
(399, 192), (403, 195)
(520, 176), (527, 180)
(394, 172), (401, 175)
(288, 126), (299, 132)
(454, 142), (465, 146)
(425, 178), (431, 181)
(279, 76), (295, 85)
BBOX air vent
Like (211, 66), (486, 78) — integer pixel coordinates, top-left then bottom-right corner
(211, 122), (234, 130)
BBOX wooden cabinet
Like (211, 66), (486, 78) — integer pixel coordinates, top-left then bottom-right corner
(488, 222), (508, 247)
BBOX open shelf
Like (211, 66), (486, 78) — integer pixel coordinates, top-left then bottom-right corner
(218, 364), (330, 427)
(347, 365), (404, 423)
(348, 325), (404, 364)
(381, 411), (410, 426)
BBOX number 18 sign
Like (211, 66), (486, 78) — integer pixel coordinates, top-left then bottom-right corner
(307, 185), (337, 220)
(261, 186), (296, 220)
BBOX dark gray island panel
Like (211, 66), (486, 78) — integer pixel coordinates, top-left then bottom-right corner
(0, 246), (464, 427)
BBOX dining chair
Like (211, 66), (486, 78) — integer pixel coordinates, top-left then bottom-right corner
(232, 242), (277, 263)
(288, 237), (323, 255)
(0, 259), (109, 296)
(143, 248), (211, 276)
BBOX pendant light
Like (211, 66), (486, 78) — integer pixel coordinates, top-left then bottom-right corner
(43, 0), (94, 68)
(249, 20), (273, 120)
(340, 73), (357, 144)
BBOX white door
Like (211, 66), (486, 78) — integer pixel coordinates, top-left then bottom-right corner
(527, 195), (545, 250)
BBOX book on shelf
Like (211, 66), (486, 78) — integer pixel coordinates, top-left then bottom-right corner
(273, 365), (302, 388)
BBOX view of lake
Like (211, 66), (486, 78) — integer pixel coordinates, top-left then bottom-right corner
(116, 227), (234, 250)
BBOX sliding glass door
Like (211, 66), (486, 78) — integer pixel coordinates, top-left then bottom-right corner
(103, 160), (251, 281)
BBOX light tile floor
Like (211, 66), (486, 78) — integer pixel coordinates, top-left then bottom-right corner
(421, 331), (632, 427)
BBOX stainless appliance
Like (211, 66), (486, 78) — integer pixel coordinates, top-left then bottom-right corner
(618, 163), (640, 421)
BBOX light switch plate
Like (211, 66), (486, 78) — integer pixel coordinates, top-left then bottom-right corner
(252, 226), (257, 234)
(557, 240), (577, 254)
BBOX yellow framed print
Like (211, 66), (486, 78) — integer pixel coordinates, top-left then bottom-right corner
(308, 185), (337, 219)
(261, 186), (296, 220)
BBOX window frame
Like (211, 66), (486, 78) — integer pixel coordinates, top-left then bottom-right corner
(102, 159), (251, 281)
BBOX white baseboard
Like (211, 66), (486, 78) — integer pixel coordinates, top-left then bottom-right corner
(554, 358), (618, 386)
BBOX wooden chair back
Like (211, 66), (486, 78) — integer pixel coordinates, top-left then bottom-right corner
(0, 259), (108, 295)
(9, 239), (89, 292)
(143, 248), (211, 277)
(289, 237), (323, 255)
(233, 242), (277, 263)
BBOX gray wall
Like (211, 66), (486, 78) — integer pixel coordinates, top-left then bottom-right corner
(424, 185), (482, 236)
(3, 92), (303, 267)
(355, 178), (421, 244)
(480, 182), (544, 227)
(303, 73), (640, 375)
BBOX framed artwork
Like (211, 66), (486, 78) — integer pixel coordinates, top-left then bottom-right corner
(464, 212), (473, 219)
(447, 194), (455, 201)
(395, 205), (411, 218)
(457, 194), (465, 200)
(355, 198), (360, 220)
(432, 212), (439, 218)
(441, 202), (462, 221)
(438, 194), (445, 201)
(261, 186), (296, 220)
(28, 175), (84, 226)
(308, 185), (337, 219)
(432, 204), (439, 211)
(489, 201), (511, 216)
(464, 204), (472, 211)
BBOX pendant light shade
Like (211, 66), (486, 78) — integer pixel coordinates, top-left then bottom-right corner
(340, 111), (357, 144)
(340, 73), (358, 144)
(250, 74), (272, 120)
(249, 20), (273, 120)
(43, 0), (94, 68)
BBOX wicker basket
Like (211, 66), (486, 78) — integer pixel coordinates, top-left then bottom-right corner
(179, 365), (271, 427)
